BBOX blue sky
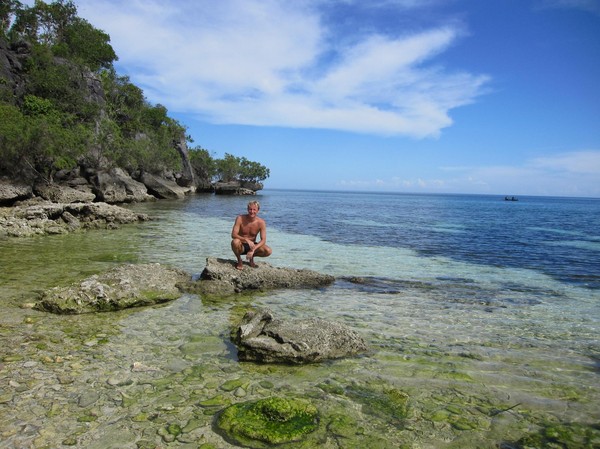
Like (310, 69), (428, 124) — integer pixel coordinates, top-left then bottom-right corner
(48, 1), (600, 196)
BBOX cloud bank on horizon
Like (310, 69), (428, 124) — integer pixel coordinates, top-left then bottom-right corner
(76, 0), (488, 138)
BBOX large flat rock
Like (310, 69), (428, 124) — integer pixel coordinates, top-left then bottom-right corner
(233, 309), (368, 364)
(34, 263), (190, 314)
(189, 257), (335, 297)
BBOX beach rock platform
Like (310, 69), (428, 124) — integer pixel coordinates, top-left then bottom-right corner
(232, 308), (368, 364)
(34, 263), (190, 314)
(0, 198), (149, 237)
(188, 257), (335, 297)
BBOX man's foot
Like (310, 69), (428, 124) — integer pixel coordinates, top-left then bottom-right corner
(235, 261), (244, 270)
(249, 259), (257, 268)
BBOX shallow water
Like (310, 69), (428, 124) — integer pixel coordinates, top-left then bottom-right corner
(0, 191), (599, 448)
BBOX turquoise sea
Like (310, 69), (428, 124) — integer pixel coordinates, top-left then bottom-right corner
(1, 189), (599, 448)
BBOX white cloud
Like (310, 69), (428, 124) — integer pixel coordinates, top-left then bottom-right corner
(336, 150), (600, 197)
(76, 0), (488, 137)
(531, 150), (600, 174)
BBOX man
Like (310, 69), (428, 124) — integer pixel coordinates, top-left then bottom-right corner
(231, 200), (272, 270)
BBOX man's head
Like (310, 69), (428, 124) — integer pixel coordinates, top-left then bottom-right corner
(247, 200), (260, 211)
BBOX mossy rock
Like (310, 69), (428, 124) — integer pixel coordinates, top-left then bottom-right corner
(216, 396), (319, 448)
(515, 422), (600, 449)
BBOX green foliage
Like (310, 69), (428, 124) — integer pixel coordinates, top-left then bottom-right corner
(0, 101), (89, 180)
(217, 153), (240, 182)
(189, 147), (217, 181)
(0, 102), (28, 175)
(239, 156), (270, 183)
(24, 44), (100, 120)
(216, 153), (270, 183)
(0, 1), (22, 37)
(55, 17), (117, 71)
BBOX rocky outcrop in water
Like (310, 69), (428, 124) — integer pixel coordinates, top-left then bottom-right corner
(214, 181), (261, 195)
(232, 308), (368, 364)
(0, 198), (149, 237)
(187, 257), (335, 296)
(34, 263), (190, 314)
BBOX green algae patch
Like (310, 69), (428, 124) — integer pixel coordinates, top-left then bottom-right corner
(216, 396), (319, 448)
(514, 422), (600, 449)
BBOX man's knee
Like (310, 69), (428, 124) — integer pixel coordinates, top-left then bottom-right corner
(231, 239), (243, 252)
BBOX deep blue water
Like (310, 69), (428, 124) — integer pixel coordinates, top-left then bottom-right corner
(184, 189), (600, 289)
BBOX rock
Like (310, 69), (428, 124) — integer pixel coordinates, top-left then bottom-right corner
(214, 181), (259, 195)
(91, 168), (154, 203)
(0, 200), (149, 237)
(173, 134), (195, 187)
(78, 391), (100, 407)
(232, 308), (368, 364)
(140, 172), (193, 199)
(216, 396), (319, 448)
(34, 263), (190, 314)
(0, 179), (33, 204)
(187, 257), (335, 297)
(34, 182), (96, 203)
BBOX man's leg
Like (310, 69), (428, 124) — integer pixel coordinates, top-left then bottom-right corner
(249, 245), (272, 266)
(231, 239), (245, 269)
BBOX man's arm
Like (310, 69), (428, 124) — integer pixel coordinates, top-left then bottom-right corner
(231, 216), (245, 240)
(252, 220), (267, 250)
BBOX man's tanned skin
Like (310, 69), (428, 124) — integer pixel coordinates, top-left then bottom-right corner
(231, 201), (272, 269)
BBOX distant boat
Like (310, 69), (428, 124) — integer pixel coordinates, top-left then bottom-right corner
(504, 196), (518, 201)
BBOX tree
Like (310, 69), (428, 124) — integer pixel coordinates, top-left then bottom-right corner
(56, 17), (117, 71)
(0, 0), (22, 37)
(189, 147), (217, 182)
(214, 153), (270, 183)
(239, 157), (270, 183)
(216, 153), (240, 182)
(0, 97), (89, 181)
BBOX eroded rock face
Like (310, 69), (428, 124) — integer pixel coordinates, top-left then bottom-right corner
(0, 179), (32, 204)
(232, 309), (368, 364)
(34, 263), (189, 314)
(140, 172), (193, 199)
(91, 168), (154, 203)
(188, 257), (335, 297)
(34, 182), (96, 203)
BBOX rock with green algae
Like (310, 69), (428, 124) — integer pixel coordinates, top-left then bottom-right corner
(34, 263), (189, 314)
(514, 422), (600, 449)
(216, 396), (319, 448)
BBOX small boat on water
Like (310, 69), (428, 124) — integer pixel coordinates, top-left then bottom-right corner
(504, 196), (518, 201)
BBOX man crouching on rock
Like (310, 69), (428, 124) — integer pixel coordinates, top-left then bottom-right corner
(231, 200), (272, 270)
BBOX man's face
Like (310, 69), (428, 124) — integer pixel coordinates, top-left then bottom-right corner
(247, 204), (259, 217)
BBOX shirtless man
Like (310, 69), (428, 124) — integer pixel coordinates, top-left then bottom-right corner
(231, 200), (272, 269)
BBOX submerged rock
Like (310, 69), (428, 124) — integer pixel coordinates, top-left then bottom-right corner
(216, 396), (319, 448)
(188, 257), (335, 297)
(232, 308), (368, 364)
(34, 263), (189, 314)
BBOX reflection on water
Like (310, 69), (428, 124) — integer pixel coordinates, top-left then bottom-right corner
(0, 193), (599, 448)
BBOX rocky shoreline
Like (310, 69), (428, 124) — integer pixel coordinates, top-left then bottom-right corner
(0, 173), (262, 238)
